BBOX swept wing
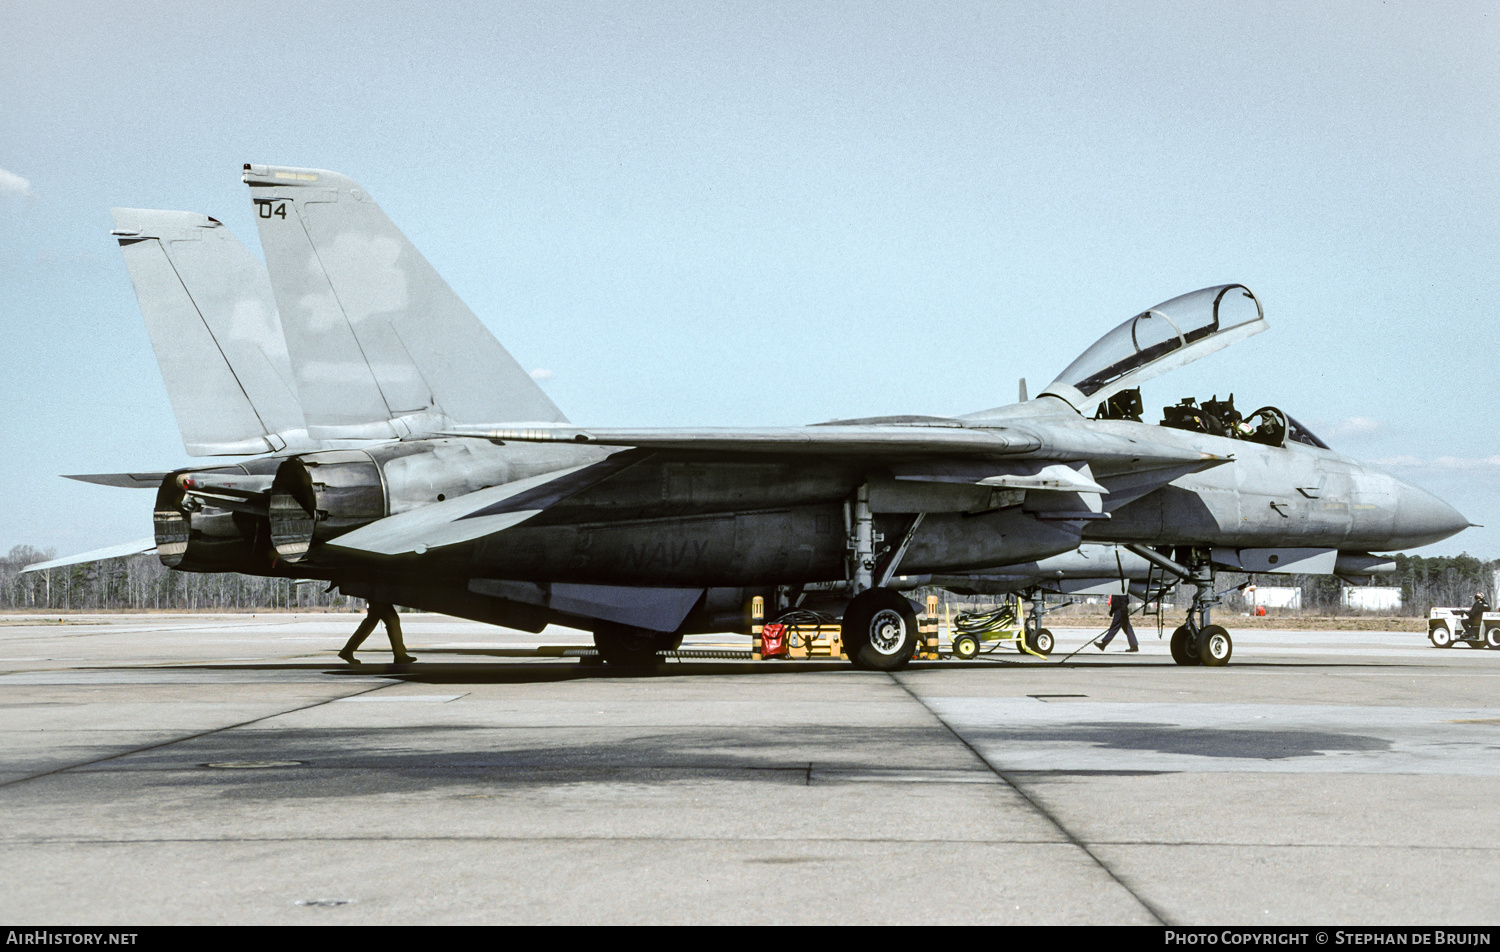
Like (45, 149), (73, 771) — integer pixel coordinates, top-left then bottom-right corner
(439, 423), (1226, 470)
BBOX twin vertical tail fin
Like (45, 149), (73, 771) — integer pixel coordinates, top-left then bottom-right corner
(110, 208), (311, 456)
(242, 164), (567, 440)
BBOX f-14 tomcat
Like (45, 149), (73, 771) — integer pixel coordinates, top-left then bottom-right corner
(35, 164), (1469, 670)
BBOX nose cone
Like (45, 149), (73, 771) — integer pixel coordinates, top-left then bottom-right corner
(1391, 481), (1471, 549)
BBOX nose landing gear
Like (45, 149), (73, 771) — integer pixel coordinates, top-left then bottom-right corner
(1172, 556), (1233, 666)
(1023, 588), (1055, 656)
(1127, 545), (1236, 667)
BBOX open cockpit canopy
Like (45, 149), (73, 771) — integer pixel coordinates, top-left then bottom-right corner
(1040, 284), (1266, 414)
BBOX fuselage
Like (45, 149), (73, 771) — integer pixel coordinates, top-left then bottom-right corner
(166, 403), (1465, 591)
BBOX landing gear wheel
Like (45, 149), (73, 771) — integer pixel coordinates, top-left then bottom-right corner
(1025, 627), (1054, 656)
(1170, 626), (1201, 666)
(593, 625), (675, 666)
(952, 633), (980, 660)
(1430, 624), (1453, 649)
(842, 589), (920, 671)
(1197, 625), (1232, 666)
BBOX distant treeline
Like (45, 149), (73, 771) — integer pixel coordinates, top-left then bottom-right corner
(1, 545), (1495, 616)
(0, 546), (353, 612)
(1221, 553), (1499, 615)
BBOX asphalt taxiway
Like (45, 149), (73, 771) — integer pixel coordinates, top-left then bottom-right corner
(1, 612), (1496, 925)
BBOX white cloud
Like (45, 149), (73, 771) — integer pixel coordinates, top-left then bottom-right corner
(0, 167), (33, 197)
(530, 368), (554, 381)
(1327, 416), (1381, 437)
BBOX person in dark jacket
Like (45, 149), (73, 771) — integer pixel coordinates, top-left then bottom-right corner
(1467, 592), (1489, 639)
(1096, 593), (1139, 652)
(339, 600), (416, 664)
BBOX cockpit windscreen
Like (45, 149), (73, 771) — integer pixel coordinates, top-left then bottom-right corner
(1049, 285), (1263, 398)
(1286, 415), (1330, 449)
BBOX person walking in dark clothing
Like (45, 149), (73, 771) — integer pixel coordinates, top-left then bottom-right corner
(339, 600), (416, 664)
(1096, 593), (1139, 652)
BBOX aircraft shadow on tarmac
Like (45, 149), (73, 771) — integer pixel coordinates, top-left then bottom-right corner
(107, 725), (980, 799)
(99, 722), (1393, 801)
(960, 723), (1393, 760)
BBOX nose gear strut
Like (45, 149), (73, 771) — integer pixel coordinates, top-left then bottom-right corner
(1125, 545), (1235, 667)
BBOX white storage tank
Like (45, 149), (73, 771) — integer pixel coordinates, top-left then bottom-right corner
(1247, 586), (1302, 610)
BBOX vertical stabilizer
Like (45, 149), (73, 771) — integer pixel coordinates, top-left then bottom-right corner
(242, 164), (566, 440)
(111, 208), (312, 456)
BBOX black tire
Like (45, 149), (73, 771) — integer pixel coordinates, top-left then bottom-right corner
(842, 589), (920, 671)
(593, 625), (674, 666)
(1170, 625), (1201, 666)
(952, 633), (980, 660)
(1197, 624), (1232, 666)
(1025, 627), (1054, 656)
(1486, 625), (1500, 650)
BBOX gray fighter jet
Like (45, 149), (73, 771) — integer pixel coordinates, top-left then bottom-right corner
(40, 164), (1466, 670)
(82, 204), (1183, 652)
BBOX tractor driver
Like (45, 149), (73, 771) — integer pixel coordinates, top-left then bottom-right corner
(1467, 592), (1489, 639)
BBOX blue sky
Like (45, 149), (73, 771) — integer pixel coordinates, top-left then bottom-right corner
(2, 1), (1497, 558)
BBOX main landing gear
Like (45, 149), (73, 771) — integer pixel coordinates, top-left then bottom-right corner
(839, 483), (922, 671)
(842, 588), (921, 671)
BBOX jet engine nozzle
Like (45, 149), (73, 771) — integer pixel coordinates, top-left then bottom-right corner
(153, 477), (190, 568)
(153, 474), (271, 573)
(267, 451), (386, 563)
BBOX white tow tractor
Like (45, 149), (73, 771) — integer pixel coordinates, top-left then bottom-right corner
(1428, 607), (1500, 649)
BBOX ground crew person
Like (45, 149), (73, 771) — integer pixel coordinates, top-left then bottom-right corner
(1467, 592), (1489, 639)
(338, 600), (416, 664)
(1096, 593), (1139, 652)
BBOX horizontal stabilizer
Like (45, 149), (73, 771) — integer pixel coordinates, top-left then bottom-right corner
(23, 537), (157, 573)
(64, 472), (170, 489)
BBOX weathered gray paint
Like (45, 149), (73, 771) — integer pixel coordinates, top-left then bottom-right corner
(40, 167), (1469, 644)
